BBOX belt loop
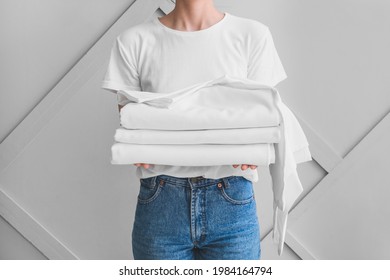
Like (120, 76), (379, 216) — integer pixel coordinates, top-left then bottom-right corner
(151, 176), (157, 187)
(222, 177), (230, 189)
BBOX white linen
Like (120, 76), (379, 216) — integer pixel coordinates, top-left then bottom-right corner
(114, 126), (281, 145)
(111, 143), (275, 166)
(119, 75), (280, 130)
(111, 74), (312, 256)
(269, 97), (310, 256)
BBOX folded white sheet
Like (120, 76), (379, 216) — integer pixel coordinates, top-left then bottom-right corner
(114, 126), (281, 144)
(119, 77), (280, 130)
(111, 143), (275, 166)
(118, 74), (284, 107)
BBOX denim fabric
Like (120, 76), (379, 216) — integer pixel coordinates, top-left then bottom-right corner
(132, 174), (261, 260)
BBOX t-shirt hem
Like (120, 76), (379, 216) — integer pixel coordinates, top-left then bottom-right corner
(272, 73), (288, 87)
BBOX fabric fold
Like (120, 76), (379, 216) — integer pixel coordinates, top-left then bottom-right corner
(119, 75), (281, 130)
(111, 143), (275, 166)
(114, 126), (281, 145)
(269, 99), (309, 255)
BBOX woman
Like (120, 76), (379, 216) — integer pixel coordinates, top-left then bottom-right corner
(102, 0), (287, 260)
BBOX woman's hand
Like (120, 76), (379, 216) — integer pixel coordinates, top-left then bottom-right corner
(134, 163), (152, 169)
(232, 164), (257, 170)
(134, 163), (256, 170)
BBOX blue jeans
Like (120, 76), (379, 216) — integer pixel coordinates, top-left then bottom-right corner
(132, 174), (261, 260)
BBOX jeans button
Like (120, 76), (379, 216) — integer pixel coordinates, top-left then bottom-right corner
(191, 177), (199, 183)
(217, 182), (223, 188)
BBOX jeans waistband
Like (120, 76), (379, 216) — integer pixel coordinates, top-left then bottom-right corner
(153, 174), (237, 188)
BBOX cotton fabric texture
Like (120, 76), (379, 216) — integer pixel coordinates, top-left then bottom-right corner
(111, 143), (276, 166)
(114, 126), (281, 145)
(118, 75), (281, 130)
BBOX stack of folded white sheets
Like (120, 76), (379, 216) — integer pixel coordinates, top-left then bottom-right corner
(110, 74), (312, 256)
(112, 74), (284, 166)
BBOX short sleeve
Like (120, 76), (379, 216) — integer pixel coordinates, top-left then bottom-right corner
(101, 36), (141, 105)
(247, 27), (288, 87)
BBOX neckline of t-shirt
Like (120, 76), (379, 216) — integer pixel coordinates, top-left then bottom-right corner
(154, 12), (229, 35)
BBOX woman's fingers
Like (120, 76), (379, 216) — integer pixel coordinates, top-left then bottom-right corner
(137, 163), (256, 170)
(133, 163), (152, 169)
(232, 164), (258, 170)
(135, 163), (256, 170)
(241, 164), (248, 170)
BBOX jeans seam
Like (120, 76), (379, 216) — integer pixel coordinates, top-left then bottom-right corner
(220, 188), (254, 205)
(220, 177), (254, 205)
(137, 185), (163, 204)
(137, 177), (164, 204)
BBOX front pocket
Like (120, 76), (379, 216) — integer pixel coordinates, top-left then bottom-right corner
(219, 176), (254, 205)
(137, 177), (164, 204)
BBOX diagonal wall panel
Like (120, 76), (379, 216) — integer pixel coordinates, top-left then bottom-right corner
(262, 112), (390, 260)
(286, 112), (390, 259)
(0, 0), (175, 260)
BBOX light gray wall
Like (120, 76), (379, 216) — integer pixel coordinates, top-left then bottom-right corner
(0, 0), (136, 260)
(1, 0), (389, 259)
(0, 215), (47, 260)
(0, 0), (136, 143)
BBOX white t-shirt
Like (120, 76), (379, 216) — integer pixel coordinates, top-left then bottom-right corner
(101, 11), (288, 182)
